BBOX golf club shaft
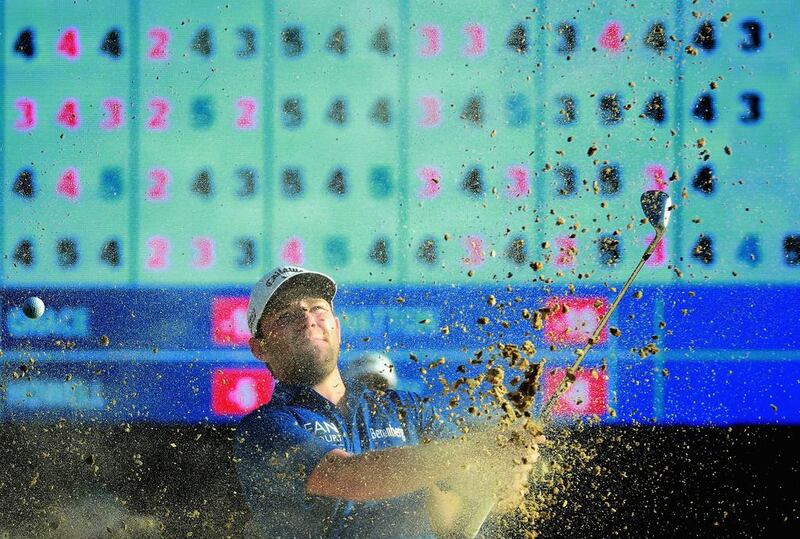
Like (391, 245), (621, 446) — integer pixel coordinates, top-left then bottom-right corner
(540, 230), (664, 419)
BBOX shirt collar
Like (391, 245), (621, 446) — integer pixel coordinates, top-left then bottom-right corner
(272, 380), (369, 411)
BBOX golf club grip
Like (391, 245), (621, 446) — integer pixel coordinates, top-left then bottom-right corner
(540, 231), (663, 418)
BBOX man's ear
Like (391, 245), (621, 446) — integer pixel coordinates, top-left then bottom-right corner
(249, 336), (266, 362)
(334, 315), (341, 339)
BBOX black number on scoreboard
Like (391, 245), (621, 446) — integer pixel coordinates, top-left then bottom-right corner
(236, 237), (256, 267)
(13, 239), (35, 267)
(417, 238), (438, 264)
(14, 27), (35, 58)
(692, 21), (716, 52)
(282, 26), (304, 57)
(327, 27), (347, 55)
(556, 22), (576, 54)
(692, 165), (716, 195)
(282, 97), (304, 128)
(327, 168), (348, 196)
(370, 98), (391, 125)
(369, 237), (390, 265)
(555, 95), (577, 125)
(598, 93), (623, 125)
(282, 168), (304, 198)
(328, 98), (347, 125)
(598, 164), (621, 195)
(56, 238), (79, 268)
(783, 235), (800, 266)
(462, 167), (485, 197)
(505, 236), (527, 265)
(598, 235), (622, 266)
(460, 96), (484, 126)
(100, 27), (122, 58)
(13, 168), (36, 199)
(555, 166), (576, 196)
(739, 92), (762, 124)
(739, 19), (763, 52)
(506, 23), (528, 54)
(642, 92), (666, 124)
(692, 92), (716, 123)
(236, 167), (257, 198)
(191, 26), (214, 57)
(237, 26), (257, 58)
(371, 26), (392, 55)
(191, 169), (214, 197)
(691, 234), (714, 265)
(100, 239), (121, 267)
(643, 22), (667, 53)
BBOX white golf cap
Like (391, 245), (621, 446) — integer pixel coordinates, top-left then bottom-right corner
(247, 266), (337, 336)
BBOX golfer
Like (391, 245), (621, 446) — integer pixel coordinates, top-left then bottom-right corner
(234, 266), (540, 538)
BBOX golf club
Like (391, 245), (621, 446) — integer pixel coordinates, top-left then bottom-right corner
(540, 190), (673, 419)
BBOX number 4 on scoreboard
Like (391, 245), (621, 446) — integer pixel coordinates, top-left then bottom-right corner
(56, 168), (80, 200)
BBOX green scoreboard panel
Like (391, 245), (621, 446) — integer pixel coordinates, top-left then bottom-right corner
(2, 0), (799, 425)
(3, 0), (798, 287)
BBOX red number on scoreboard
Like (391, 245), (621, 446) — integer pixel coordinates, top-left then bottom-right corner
(147, 98), (170, 131)
(148, 27), (170, 60)
(644, 234), (667, 267)
(462, 235), (485, 267)
(463, 23), (486, 57)
(56, 98), (80, 130)
(14, 98), (37, 131)
(280, 237), (305, 265)
(505, 165), (531, 198)
(56, 167), (81, 200)
(417, 166), (442, 199)
(235, 97), (257, 130)
(554, 236), (578, 268)
(192, 237), (215, 269)
(544, 297), (608, 346)
(418, 96), (442, 128)
(101, 98), (124, 130)
(57, 27), (80, 59)
(146, 236), (170, 270)
(644, 164), (668, 191)
(419, 25), (442, 57)
(599, 21), (624, 53)
(146, 168), (171, 201)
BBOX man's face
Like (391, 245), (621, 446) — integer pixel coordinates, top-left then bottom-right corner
(249, 295), (341, 385)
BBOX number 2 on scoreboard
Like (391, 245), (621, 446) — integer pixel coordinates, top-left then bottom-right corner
(146, 168), (170, 201)
(146, 236), (170, 271)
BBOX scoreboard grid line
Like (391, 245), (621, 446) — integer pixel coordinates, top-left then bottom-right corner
(397, 0), (411, 283)
(672, 0), (687, 278)
(263, 1), (275, 271)
(0, 0), (5, 283)
(534, 0), (547, 267)
(127, 0), (140, 285)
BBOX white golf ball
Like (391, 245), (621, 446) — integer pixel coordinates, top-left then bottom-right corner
(22, 296), (45, 319)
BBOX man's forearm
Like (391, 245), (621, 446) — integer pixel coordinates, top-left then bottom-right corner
(306, 437), (492, 502)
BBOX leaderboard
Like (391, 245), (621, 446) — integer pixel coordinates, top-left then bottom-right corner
(3, 0), (796, 289)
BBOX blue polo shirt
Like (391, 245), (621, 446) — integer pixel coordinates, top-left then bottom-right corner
(234, 382), (459, 538)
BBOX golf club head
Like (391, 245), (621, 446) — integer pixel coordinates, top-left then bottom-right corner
(640, 190), (672, 233)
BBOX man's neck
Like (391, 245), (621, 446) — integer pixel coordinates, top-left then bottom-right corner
(313, 368), (347, 407)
